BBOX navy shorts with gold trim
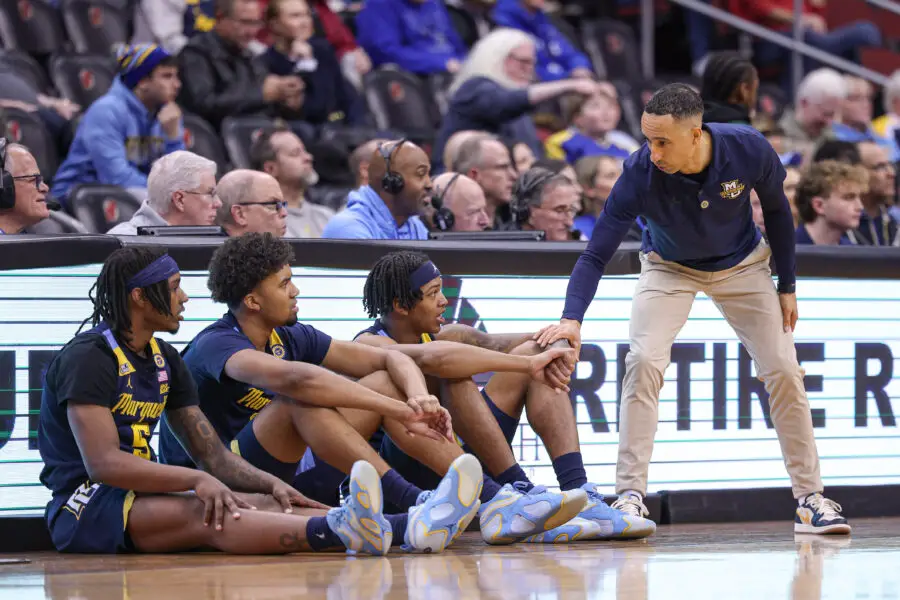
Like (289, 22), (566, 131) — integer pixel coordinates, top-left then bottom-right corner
(46, 482), (136, 554)
(230, 420), (299, 482)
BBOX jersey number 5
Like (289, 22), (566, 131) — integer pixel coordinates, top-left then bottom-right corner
(131, 422), (152, 460)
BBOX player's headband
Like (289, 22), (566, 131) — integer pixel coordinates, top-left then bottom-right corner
(410, 261), (441, 290)
(127, 254), (180, 291)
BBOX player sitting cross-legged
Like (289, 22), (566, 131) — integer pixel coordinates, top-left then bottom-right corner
(351, 250), (656, 542)
(159, 233), (588, 548)
(38, 247), (393, 556)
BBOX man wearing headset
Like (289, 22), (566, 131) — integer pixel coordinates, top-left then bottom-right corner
(423, 172), (491, 232)
(0, 141), (50, 235)
(506, 166), (581, 241)
(322, 139), (431, 239)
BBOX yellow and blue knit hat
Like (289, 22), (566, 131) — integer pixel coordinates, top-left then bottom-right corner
(116, 43), (172, 88)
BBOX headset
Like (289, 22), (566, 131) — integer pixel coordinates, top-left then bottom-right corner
(379, 138), (408, 195)
(0, 138), (15, 211)
(510, 168), (557, 226)
(429, 173), (459, 231)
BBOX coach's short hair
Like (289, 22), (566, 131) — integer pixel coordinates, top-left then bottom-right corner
(644, 83), (704, 120)
(795, 160), (869, 223)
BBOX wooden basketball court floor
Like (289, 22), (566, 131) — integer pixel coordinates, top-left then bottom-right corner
(2, 518), (899, 599)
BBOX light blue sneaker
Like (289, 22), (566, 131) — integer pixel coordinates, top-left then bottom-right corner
(523, 483), (656, 542)
(404, 454), (483, 553)
(479, 482), (588, 545)
(326, 460), (392, 556)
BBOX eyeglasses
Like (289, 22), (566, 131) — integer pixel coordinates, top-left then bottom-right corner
(538, 205), (579, 217)
(13, 173), (43, 189)
(183, 188), (218, 198)
(237, 200), (288, 211)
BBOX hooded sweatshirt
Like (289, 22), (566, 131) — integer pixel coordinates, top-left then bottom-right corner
(321, 185), (429, 239)
(702, 100), (752, 126)
(51, 78), (185, 203)
(106, 202), (169, 236)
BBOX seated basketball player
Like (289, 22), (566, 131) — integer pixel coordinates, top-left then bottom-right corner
(38, 247), (394, 556)
(354, 250), (657, 541)
(158, 233), (588, 546)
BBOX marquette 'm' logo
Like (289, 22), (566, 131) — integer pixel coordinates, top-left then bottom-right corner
(720, 179), (745, 199)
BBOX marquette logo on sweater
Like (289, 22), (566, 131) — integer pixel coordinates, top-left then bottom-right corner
(720, 180), (745, 199)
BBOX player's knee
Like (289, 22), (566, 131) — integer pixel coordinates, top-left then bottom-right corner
(357, 370), (402, 399)
(510, 340), (541, 356)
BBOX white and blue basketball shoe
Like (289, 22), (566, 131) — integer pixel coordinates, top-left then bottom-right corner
(403, 454), (484, 553)
(326, 460), (393, 556)
(522, 483), (656, 543)
(479, 482), (588, 545)
(795, 493), (851, 535)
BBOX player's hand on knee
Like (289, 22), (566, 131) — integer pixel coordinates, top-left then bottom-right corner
(534, 319), (582, 356)
(271, 481), (330, 512)
(401, 406), (454, 442)
(407, 394), (441, 416)
(194, 472), (256, 531)
(529, 348), (575, 392)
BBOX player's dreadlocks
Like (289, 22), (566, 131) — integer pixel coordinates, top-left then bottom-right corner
(363, 251), (431, 318)
(207, 232), (295, 309)
(700, 51), (757, 105)
(80, 246), (173, 335)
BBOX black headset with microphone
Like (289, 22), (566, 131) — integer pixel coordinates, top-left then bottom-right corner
(429, 173), (460, 231)
(510, 168), (557, 226)
(379, 138), (408, 195)
(0, 138), (16, 211)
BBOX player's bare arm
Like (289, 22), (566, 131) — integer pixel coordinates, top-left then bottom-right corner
(164, 405), (327, 512)
(435, 324), (534, 354)
(223, 348), (415, 421)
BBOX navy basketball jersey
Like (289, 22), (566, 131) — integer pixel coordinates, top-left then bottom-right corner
(39, 323), (180, 520)
(159, 312), (332, 468)
(354, 318), (434, 343)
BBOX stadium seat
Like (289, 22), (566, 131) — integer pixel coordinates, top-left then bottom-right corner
(0, 0), (66, 56)
(50, 54), (116, 108)
(547, 13), (586, 54)
(756, 83), (788, 123)
(67, 184), (141, 233)
(581, 19), (641, 82)
(0, 106), (59, 179)
(26, 209), (90, 234)
(446, 5), (480, 49)
(220, 116), (279, 169)
(60, 0), (129, 55)
(427, 72), (455, 122)
(182, 113), (230, 175)
(363, 67), (437, 141)
(0, 50), (54, 94)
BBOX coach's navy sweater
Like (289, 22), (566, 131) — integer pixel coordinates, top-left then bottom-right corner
(562, 123), (796, 322)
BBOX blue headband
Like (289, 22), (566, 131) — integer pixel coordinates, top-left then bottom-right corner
(126, 254), (180, 290)
(410, 261), (441, 290)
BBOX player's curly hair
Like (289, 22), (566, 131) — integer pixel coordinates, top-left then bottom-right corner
(80, 247), (173, 336)
(700, 51), (757, 105)
(363, 251), (431, 318)
(207, 232), (295, 309)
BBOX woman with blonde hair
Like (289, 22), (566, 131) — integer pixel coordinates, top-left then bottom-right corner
(432, 28), (602, 171)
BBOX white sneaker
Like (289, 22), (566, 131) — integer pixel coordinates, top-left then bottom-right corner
(610, 492), (651, 520)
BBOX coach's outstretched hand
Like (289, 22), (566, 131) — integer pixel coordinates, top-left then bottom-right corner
(779, 293), (799, 333)
(534, 319), (583, 357)
(271, 480), (330, 512)
(529, 347), (576, 392)
(194, 471), (256, 531)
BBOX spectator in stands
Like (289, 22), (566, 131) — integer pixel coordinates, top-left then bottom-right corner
(355, 0), (467, 76)
(532, 157), (583, 197)
(506, 166), (578, 240)
(306, 0), (372, 89)
(0, 65), (80, 156)
(433, 28), (602, 172)
(428, 171), (491, 232)
(795, 160), (867, 245)
(812, 139), (861, 165)
(0, 143), (50, 235)
(507, 139), (537, 173)
(322, 139), (431, 239)
(133, 0), (218, 55)
(730, 0), (880, 90)
(545, 87), (637, 165)
(700, 51), (757, 126)
(849, 141), (898, 246)
(249, 125), (334, 238)
(107, 151), (221, 235)
(348, 138), (387, 189)
(50, 44), (185, 207)
(445, 0), (494, 41)
(262, 0), (364, 126)
(784, 165), (802, 227)
(779, 69), (845, 153)
(215, 169), (288, 236)
(571, 155), (634, 241)
(178, 0), (304, 128)
(872, 70), (900, 154)
(491, 0), (593, 82)
(442, 130), (484, 172)
(833, 76), (899, 162)
(454, 134), (517, 229)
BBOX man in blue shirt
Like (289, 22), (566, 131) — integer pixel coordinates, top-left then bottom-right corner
(39, 246), (390, 556)
(536, 84), (850, 535)
(323, 139), (431, 239)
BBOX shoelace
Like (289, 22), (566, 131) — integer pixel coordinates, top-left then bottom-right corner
(512, 481), (547, 495)
(612, 495), (648, 517)
(808, 495), (843, 520)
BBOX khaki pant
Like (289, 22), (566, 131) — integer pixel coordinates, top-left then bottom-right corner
(616, 240), (823, 499)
